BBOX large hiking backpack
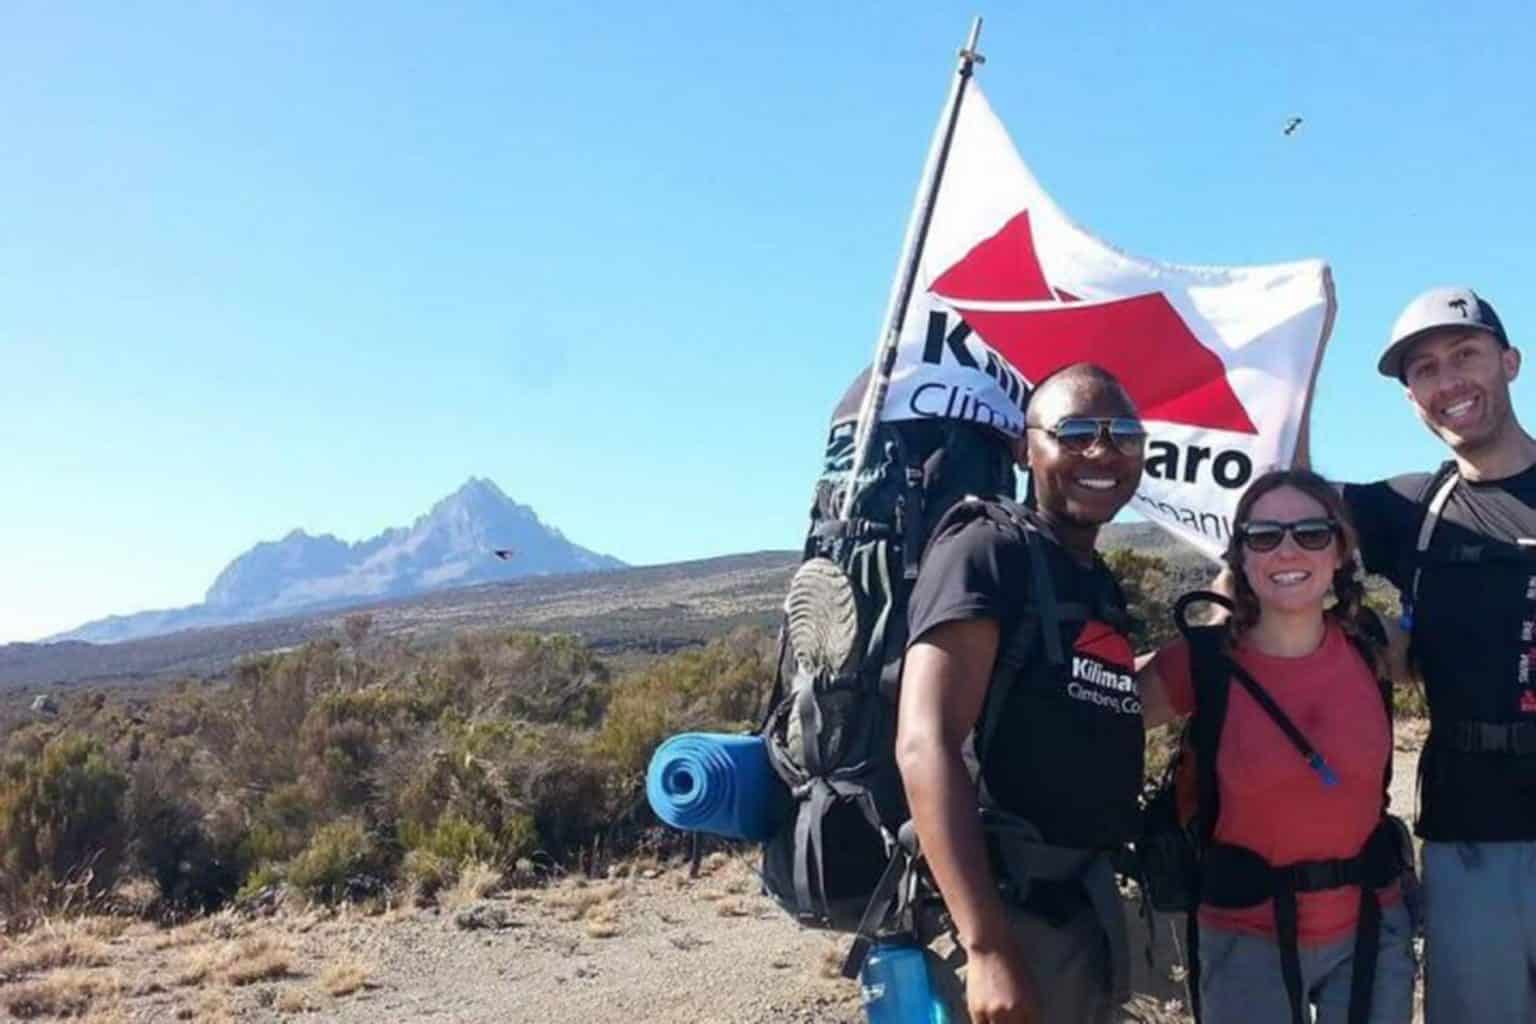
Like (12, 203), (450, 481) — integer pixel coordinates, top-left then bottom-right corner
(758, 372), (1017, 943)
(1137, 592), (1413, 1024)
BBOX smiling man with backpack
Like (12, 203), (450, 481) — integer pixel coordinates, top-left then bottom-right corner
(1329, 287), (1536, 1022)
(897, 363), (1148, 1024)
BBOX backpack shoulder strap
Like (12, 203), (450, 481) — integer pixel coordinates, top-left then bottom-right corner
(1343, 610), (1396, 812)
(1174, 592), (1341, 839)
(922, 494), (997, 556)
(1405, 461), (1460, 625)
(973, 505), (1089, 757)
(1175, 592), (1234, 846)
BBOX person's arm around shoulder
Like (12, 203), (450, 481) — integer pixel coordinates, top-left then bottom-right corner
(1135, 652), (1181, 730)
(1135, 638), (1197, 730)
(1362, 605), (1414, 695)
(898, 620), (1040, 1024)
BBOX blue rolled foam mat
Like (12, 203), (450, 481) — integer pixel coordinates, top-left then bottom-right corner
(646, 732), (788, 842)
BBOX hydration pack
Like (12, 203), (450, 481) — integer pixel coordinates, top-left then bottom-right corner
(758, 372), (1017, 939)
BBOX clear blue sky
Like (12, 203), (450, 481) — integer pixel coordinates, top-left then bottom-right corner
(3, 3), (1533, 643)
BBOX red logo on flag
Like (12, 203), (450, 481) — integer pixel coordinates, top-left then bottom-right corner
(932, 212), (1258, 435)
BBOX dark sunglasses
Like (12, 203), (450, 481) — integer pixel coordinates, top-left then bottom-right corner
(1238, 518), (1339, 553)
(1026, 416), (1147, 455)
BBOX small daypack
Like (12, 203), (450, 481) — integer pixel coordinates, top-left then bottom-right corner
(1137, 592), (1412, 1024)
(757, 373), (1018, 952)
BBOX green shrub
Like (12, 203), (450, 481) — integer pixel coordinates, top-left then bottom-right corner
(400, 847), (452, 898)
(492, 633), (612, 726)
(1102, 547), (1178, 649)
(235, 860), (286, 902)
(240, 784), (317, 866)
(0, 625), (793, 909)
(501, 813), (538, 862)
(286, 819), (385, 904)
(591, 633), (770, 788)
(401, 813), (498, 866)
(0, 733), (129, 910)
(125, 763), (241, 911)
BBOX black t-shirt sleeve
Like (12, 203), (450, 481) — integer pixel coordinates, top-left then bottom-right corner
(1342, 474), (1430, 586)
(907, 520), (1029, 647)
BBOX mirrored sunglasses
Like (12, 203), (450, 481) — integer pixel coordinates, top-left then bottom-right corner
(1029, 416), (1147, 456)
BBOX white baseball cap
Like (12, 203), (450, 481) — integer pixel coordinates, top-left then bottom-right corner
(1379, 286), (1509, 380)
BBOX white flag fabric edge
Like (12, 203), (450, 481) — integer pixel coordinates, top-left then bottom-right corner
(879, 84), (1336, 559)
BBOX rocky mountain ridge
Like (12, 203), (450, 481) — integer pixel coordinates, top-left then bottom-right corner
(49, 478), (624, 644)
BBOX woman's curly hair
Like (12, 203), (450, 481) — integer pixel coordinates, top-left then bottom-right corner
(1223, 468), (1385, 675)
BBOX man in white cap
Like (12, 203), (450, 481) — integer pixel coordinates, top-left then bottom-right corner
(1338, 286), (1536, 1022)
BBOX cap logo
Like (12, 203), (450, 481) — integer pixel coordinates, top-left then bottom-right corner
(1448, 297), (1470, 317)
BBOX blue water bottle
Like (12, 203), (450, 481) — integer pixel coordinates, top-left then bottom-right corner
(859, 940), (951, 1024)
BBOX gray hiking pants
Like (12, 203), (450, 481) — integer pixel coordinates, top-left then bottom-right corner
(1196, 902), (1415, 1024)
(921, 902), (1115, 1024)
(1423, 840), (1536, 1023)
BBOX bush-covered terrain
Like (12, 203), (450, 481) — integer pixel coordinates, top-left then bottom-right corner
(0, 615), (776, 928)
(1, 546), (1416, 930)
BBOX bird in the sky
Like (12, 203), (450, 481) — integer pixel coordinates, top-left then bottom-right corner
(1283, 116), (1304, 137)
(493, 548), (517, 561)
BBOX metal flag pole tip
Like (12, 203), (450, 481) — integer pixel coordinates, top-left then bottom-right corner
(960, 17), (985, 65)
(837, 18), (987, 521)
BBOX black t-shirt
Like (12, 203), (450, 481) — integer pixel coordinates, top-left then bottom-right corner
(906, 510), (1144, 850)
(1345, 466), (1536, 840)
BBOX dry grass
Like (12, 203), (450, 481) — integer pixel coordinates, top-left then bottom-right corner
(609, 855), (665, 881)
(3, 968), (123, 1019)
(154, 912), (242, 951)
(0, 919), (113, 980)
(544, 880), (623, 922)
(78, 914), (133, 942)
(695, 857), (757, 903)
(714, 897), (750, 918)
(439, 859), (501, 912)
(275, 985), (317, 1013)
(584, 904), (621, 939)
(318, 957), (372, 997)
(172, 929), (294, 987)
(182, 990), (237, 1023)
(76, 1008), (130, 1024)
(222, 934), (295, 985)
(172, 945), (219, 987)
(109, 876), (162, 918)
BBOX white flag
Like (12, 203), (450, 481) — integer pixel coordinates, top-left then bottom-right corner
(881, 84), (1335, 558)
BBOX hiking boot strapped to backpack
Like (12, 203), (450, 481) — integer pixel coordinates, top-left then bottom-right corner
(757, 384), (1017, 958)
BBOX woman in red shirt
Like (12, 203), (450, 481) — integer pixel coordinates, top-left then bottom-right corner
(1138, 469), (1414, 1024)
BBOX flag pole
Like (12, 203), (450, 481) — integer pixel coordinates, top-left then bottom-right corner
(839, 17), (985, 521)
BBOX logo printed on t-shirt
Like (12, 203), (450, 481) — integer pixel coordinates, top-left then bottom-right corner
(1066, 621), (1140, 716)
